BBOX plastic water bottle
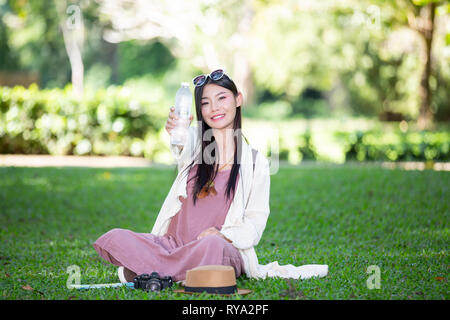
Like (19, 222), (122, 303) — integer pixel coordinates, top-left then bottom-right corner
(171, 82), (192, 147)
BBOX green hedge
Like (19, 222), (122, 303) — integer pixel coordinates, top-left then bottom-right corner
(1, 85), (449, 164)
(335, 130), (450, 162)
(0, 84), (170, 160)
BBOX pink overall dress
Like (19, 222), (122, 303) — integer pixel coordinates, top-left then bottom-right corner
(92, 164), (244, 282)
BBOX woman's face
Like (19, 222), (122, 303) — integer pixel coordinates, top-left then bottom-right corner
(200, 83), (242, 131)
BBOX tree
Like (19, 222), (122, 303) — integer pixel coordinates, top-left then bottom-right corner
(3, 0), (111, 91)
(2, 0), (71, 87)
(381, 0), (448, 128)
(95, 0), (258, 103)
(409, 0), (440, 129)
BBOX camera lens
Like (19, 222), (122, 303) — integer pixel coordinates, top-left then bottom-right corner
(149, 281), (161, 292)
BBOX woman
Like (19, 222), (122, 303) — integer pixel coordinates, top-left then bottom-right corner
(93, 69), (328, 283)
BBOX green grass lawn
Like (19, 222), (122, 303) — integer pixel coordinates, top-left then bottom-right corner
(0, 163), (448, 300)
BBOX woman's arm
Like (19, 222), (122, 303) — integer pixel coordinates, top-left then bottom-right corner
(169, 126), (199, 172)
(166, 106), (195, 170)
(197, 227), (232, 243)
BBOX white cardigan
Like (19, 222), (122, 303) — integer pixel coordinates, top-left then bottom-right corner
(151, 126), (328, 280)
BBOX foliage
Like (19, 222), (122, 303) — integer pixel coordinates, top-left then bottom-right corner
(290, 98), (331, 119)
(271, 119), (450, 164)
(117, 40), (176, 83)
(1, 0), (104, 88)
(242, 100), (292, 120)
(248, 4), (342, 97)
(248, 0), (450, 121)
(340, 40), (422, 119)
(1, 0), (449, 121)
(1, 85), (449, 164)
(336, 129), (450, 161)
(432, 59), (450, 121)
(0, 84), (170, 160)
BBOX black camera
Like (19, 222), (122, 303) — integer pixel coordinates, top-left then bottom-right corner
(133, 272), (173, 292)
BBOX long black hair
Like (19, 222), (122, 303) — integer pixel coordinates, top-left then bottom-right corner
(179, 73), (249, 206)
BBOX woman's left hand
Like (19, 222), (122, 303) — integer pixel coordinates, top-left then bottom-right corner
(197, 227), (232, 243)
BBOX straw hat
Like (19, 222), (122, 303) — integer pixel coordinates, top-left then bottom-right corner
(173, 265), (252, 295)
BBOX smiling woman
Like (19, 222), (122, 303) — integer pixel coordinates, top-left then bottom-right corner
(199, 85), (243, 169)
(92, 70), (328, 286)
(188, 70), (244, 204)
(92, 71), (249, 283)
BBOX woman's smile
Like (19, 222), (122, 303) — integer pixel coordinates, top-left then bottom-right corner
(211, 114), (226, 121)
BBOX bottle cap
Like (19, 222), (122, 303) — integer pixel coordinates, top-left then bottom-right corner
(181, 82), (190, 87)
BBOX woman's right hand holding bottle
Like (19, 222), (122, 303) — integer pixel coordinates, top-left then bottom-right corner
(165, 106), (194, 136)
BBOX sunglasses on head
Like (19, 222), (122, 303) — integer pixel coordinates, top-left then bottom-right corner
(192, 69), (225, 87)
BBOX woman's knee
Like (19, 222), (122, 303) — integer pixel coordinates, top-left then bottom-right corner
(99, 228), (133, 242)
(106, 228), (129, 236)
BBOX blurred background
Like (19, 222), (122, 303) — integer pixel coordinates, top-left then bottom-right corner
(0, 0), (449, 166)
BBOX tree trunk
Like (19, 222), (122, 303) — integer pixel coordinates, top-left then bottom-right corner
(417, 2), (436, 130)
(57, 2), (84, 99)
(63, 33), (84, 98)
